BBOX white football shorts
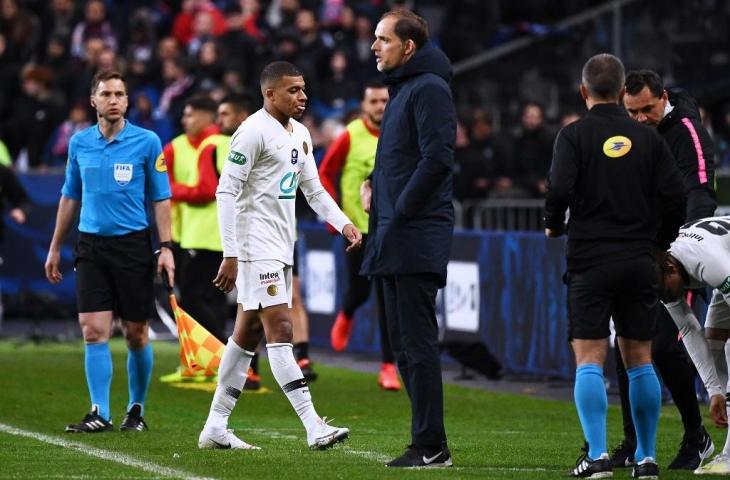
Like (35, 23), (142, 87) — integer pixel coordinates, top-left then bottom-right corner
(705, 289), (730, 330)
(236, 260), (292, 311)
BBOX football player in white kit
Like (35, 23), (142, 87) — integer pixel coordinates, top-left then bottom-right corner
(659, 216), (730, 474)
(198, 61), (362, 451)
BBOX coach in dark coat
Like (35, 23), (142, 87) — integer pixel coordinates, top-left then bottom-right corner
(361, 42), (455, 283)
(360, 10), (456, 468)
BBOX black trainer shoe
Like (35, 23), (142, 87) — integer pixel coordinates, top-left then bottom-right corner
(385, 445), (453, 468)
(65, 406), (113, 433)
(608, 439), (636, 468)
(570, 444), (612, 478)
(668, 426), (714, 470)
(297, 358), (318, 382)
(632, 458), (659, 479)
(120, 404), (148, 432)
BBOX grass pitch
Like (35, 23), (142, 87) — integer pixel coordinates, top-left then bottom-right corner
(0, 339), (722, 479)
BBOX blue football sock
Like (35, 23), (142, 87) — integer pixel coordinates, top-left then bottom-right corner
(627, 364), (660, 461)
(574, 364), (607, 459)
(127, 344), (153, 415)
(84, 342), (112, 421)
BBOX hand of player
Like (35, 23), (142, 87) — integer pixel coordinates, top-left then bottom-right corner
(343, 224), (362, 252)
(360, 179), (372, 214)
(157, 247), (175, 287)
(710, 393), (728, 428)
(44, 248), (62, 284)
(213, 257), (238, 293)
(545, 224), (566, 238)
(9, 208), (26, 224)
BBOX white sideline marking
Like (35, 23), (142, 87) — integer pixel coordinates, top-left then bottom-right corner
(247, 427), (554, 472)
(0, 423), (217, 480)
(343, 449), (391, 463)
(467, 467), (554, 472)
(244, 428), (298, 440)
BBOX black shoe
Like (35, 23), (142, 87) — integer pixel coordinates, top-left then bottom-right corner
(298, 358), (318, 382)
(569, 443), (612, 478)
(608, 439), (636, 468)
(120, 404), (148, 432)
(632, 459), (659, 479)
(65, 406), (113, 433)
(385, 445), (453, 468)
(668, 426), (714, 470)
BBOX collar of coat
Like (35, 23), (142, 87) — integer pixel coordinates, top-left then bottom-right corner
(382, 43), (453, 86)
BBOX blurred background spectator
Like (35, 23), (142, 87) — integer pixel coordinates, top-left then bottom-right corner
(508, 102), (554, 197)
(46, 101), (91, 166)
(9, 65), (65, 170)
(70, 0), (116, 60)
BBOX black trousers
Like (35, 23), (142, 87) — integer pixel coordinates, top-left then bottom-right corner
(344, 235), (394, 363)
(615, 306), (701, 441)
(179, 249), (228, 343)
(381, 273), (446, 448)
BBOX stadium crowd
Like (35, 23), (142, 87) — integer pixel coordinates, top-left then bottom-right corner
(2, 0), (730, 204)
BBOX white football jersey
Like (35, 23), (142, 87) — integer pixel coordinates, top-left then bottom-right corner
(669, 216), (730, 293)
(217, 108), (319, 264)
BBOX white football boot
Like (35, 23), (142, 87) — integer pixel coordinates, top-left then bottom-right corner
(307, 417), (349, 450)
(198, 427), (260, 450)
(695, 453), (730, 475)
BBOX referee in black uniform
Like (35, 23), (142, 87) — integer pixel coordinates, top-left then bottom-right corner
(545, 53), (685, 478)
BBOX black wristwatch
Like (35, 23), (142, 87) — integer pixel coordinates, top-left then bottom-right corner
(159, 241), (174, 251)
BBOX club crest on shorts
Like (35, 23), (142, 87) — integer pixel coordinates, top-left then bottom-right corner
(267, 284), (278, 296)
(114, 163), (133, 186)
(291, 148), (299, 165)
(303, 141), (309, 155)
(602, 136), (632, 158)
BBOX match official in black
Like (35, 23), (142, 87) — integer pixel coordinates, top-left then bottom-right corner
(545, 53), (685, 479)
(607, 70), (718, 469)
(361, 10), (455, 468)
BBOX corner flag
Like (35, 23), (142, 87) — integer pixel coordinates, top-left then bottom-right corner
(169, 293), (225, 377)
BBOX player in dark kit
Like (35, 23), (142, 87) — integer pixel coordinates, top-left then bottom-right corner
(545, 54), (685, 479)
(606, 70), (719, 470)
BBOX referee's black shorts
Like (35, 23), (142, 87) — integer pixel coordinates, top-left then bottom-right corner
(74, 229), (155, 322)
(567, 254), (659, 341)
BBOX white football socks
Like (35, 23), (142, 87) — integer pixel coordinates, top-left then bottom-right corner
(204, 337), (254, 431)
(267, 343), (319, 434)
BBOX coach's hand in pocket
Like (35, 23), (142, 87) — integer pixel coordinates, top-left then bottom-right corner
(213, 257), (238, 293)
